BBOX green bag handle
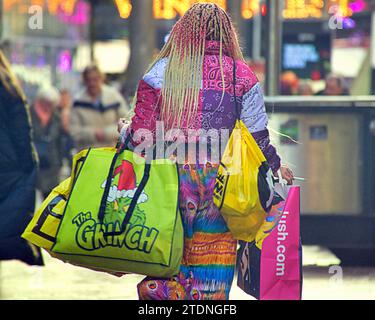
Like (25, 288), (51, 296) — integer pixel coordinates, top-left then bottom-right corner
(98, 132), (151, 236)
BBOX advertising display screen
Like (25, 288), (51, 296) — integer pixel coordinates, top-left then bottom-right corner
(282, 28), (331, 80)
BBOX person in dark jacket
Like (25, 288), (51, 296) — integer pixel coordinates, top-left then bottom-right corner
(0, 50), (43, 266)
(31, 86), (64, 199)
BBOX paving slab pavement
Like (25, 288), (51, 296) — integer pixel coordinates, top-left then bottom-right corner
(1, 246), (374, 300)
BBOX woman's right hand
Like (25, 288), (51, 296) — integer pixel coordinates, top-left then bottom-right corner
(274, 165), (294, 185)
(280, 165), (294, 185)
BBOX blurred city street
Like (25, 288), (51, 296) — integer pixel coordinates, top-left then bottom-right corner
(1, 246), (375, 300)
(1, 0), (375, 302)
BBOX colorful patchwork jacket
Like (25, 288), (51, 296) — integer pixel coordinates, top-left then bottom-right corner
(122, 40), (281, 173)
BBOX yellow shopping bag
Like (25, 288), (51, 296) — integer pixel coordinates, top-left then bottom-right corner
(22, 177), (70, 250)
(213, 119), (274, 242)
(22, 149), (90, 249)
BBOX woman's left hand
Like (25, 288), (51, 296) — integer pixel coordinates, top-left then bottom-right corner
(117, 118), (130, 134)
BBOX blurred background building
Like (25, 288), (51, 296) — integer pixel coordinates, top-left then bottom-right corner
(2, 0), (375, 98)
(0, 0), (91, 97)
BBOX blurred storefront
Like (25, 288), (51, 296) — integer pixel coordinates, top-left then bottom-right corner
(0, 0), (91, 99)
(280, 0), (374, 95)
(2, 0), (373, 97)
(239, 0), (375, 95)
(108, 0), (375, 95)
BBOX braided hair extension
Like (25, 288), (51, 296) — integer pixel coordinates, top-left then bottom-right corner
(143, 2), (245, 130)
(0, 50), (27, 101)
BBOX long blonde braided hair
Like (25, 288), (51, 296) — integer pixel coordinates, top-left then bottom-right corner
(0, 50), (26, 101)
(146, 3), (244, 130)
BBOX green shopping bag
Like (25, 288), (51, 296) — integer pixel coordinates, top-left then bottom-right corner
(49, 146), (183, 278)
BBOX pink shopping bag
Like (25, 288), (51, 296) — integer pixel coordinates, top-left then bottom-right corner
(237, 186), (302, 300)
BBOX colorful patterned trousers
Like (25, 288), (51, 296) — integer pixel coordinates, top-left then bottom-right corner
(138, 164), (237, 300)
(137, 163), (237, 300)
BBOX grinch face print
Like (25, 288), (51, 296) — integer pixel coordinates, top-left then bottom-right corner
(102, 160), (148, 226)
(72, 160), (158, 253)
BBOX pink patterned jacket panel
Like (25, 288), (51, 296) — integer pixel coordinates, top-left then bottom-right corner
(123, 41), (281, 172)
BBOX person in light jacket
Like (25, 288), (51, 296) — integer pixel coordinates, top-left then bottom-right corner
(71, 65), (130, 151)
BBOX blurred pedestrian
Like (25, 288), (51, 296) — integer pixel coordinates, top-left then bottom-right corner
(31, 86), (64, 199)
(119, 3), (293, 300)
(280, 71), (299, 95)
(58, 88), (72, 134)
(57, 89), (75, 175)
(0, 50), (43, 266)
(70, 65), (130, 151)
(316, 73), (349, 96)
(298, 82), (314, 96)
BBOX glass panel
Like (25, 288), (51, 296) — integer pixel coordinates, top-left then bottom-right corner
(269, 112), (362, 215)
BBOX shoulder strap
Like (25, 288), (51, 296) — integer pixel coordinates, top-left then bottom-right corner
(233, 59), (241, 120)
